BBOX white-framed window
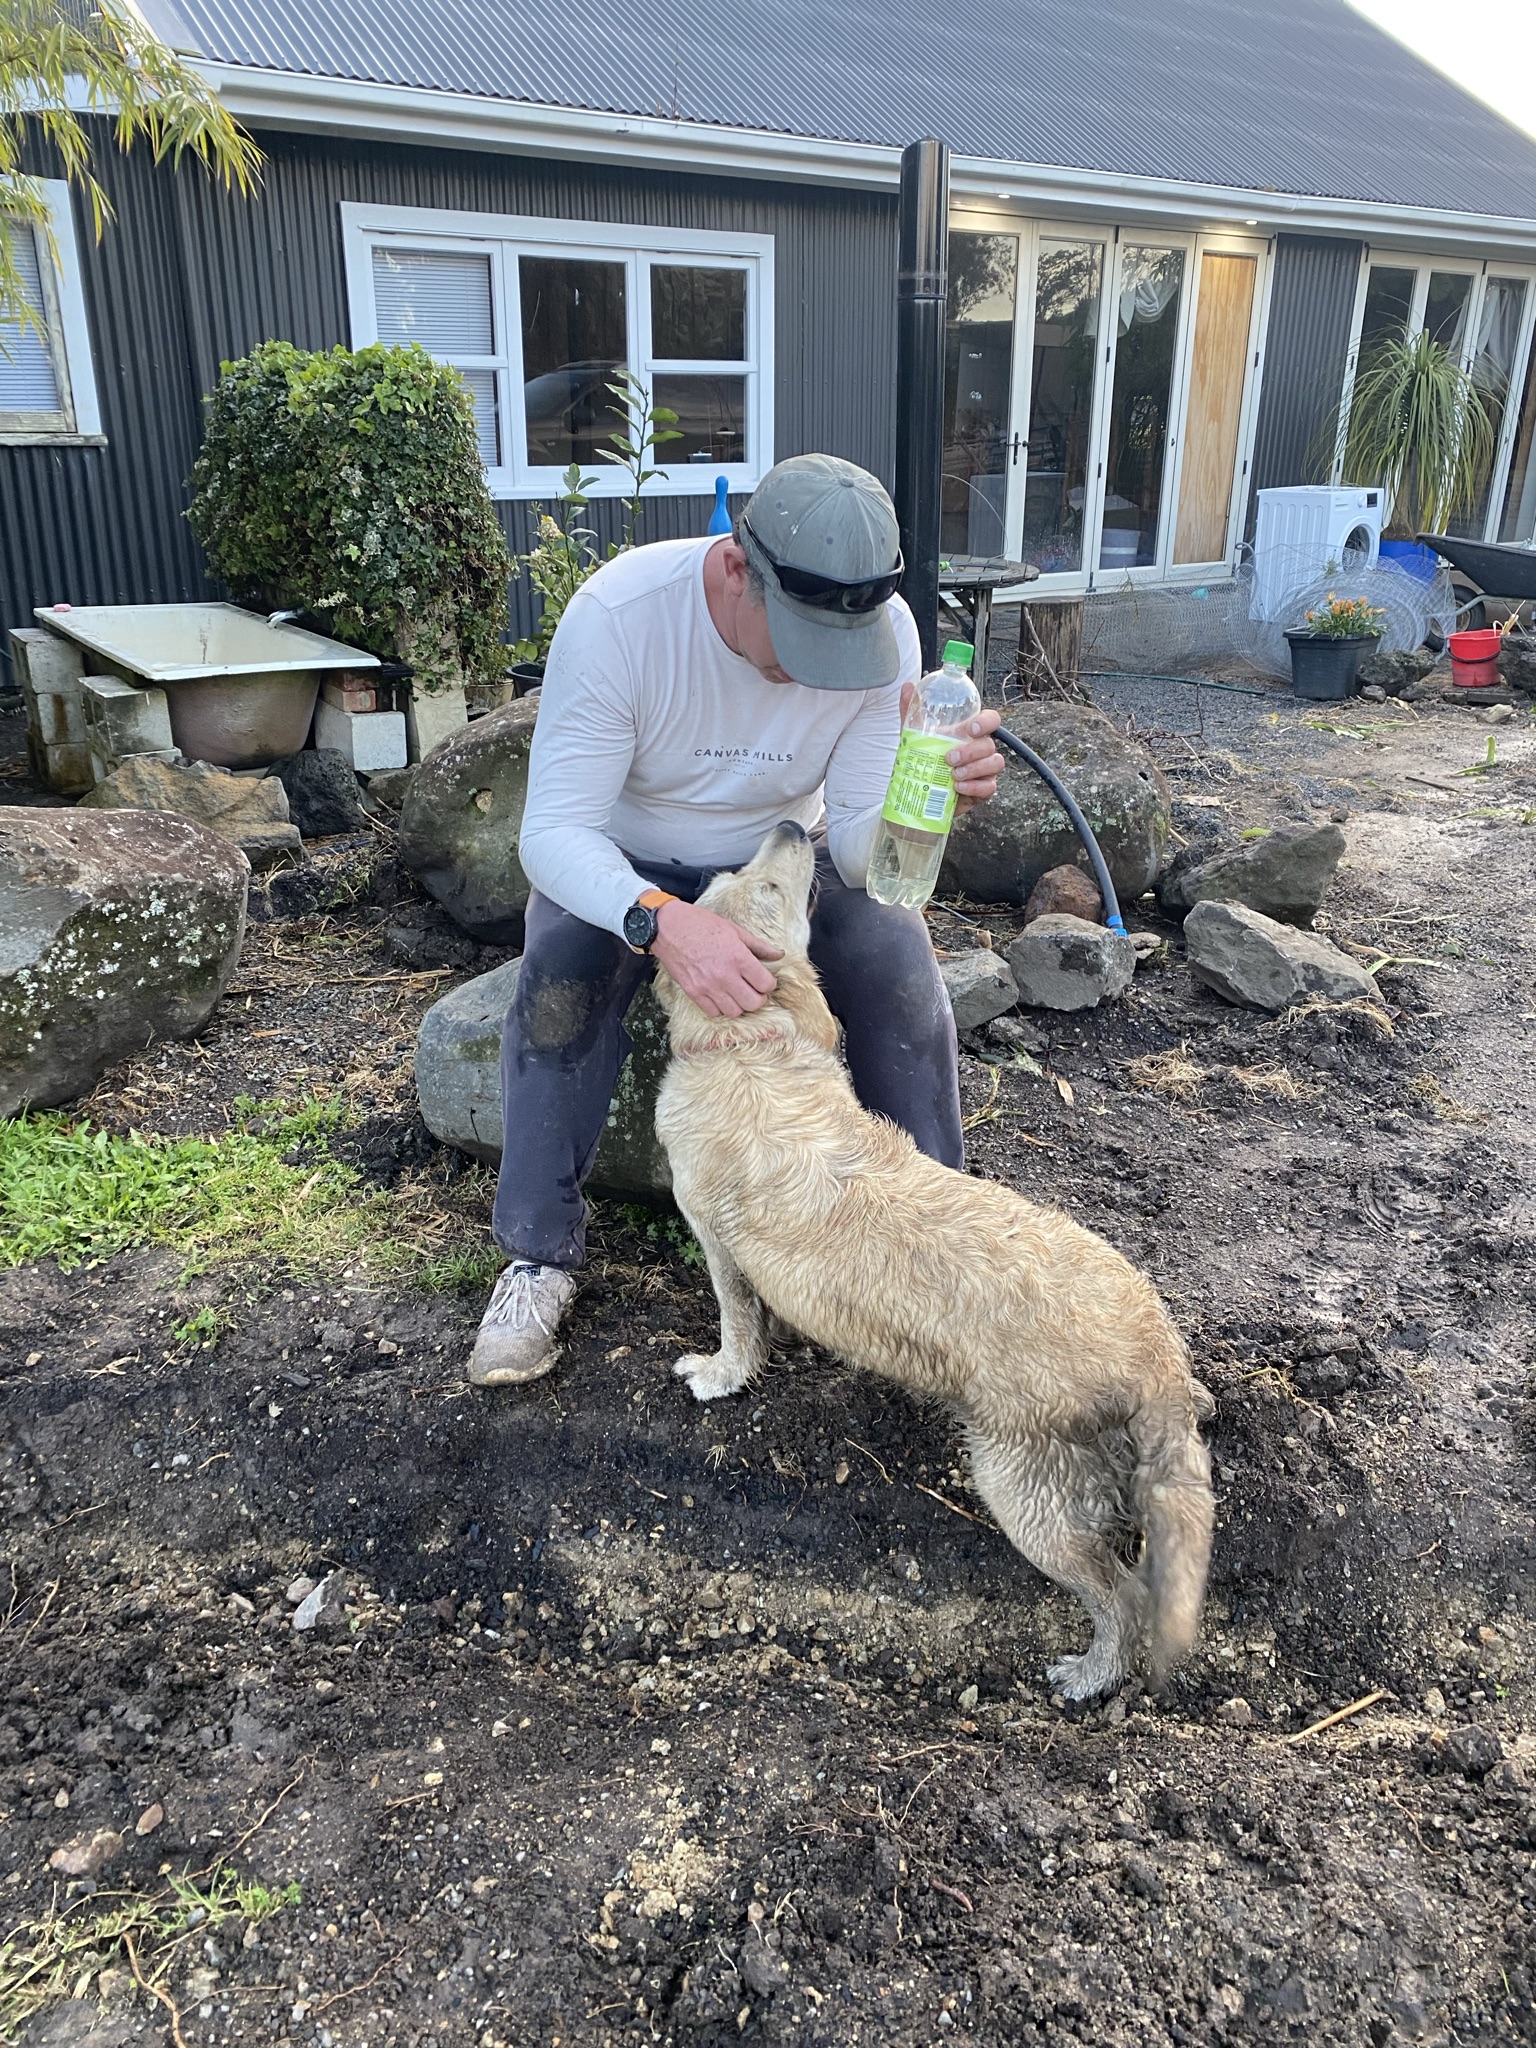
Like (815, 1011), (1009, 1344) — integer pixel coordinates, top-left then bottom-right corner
(340, 202), (774, 500)
(0, 179), (103, 445)
(1335, 251), (1536, 543)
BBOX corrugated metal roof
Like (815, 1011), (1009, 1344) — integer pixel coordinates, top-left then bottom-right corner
(162, 0), (1536, 221)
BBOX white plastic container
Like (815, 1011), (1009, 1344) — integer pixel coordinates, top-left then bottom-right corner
(1250, 487), (1384, 621)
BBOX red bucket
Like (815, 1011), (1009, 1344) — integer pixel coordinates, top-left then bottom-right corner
(1449, 627), (1501, 688)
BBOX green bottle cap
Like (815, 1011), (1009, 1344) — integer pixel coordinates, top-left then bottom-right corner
(942, 639), (975, 669)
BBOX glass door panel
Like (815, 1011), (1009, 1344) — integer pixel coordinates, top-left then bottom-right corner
(1173, 252), (1258, 566)
(1100, 246), (1185, 571)
(1359, 265), (1416, 356)
(1022, 239), (1104, 575)
(1424, 271), (1474, 355)
(1500, 340), (1536, 542)
(941, 232), (1019, 556)
(1454, 276), (1528, 537)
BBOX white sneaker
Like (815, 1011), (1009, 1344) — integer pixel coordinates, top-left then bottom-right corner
(466, 1261), (576, 1387)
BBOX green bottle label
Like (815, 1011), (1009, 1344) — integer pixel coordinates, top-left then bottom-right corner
(881, 730), (957, 835)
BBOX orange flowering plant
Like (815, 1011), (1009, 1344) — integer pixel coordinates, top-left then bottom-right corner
(1304, 595), (1387, 641)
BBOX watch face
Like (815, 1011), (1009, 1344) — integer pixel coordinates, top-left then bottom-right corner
(623, 902), (658, 951)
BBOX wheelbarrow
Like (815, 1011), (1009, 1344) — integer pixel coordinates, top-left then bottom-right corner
(1418, 532), (1536, 621)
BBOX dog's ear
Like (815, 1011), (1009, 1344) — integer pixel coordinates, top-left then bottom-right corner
(769, 955), (839, 1050)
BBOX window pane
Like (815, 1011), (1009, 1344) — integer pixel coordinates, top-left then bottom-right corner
(1424, 272), (1472, 355)
(520, 256), (628, 466)
(1453, 277), (1528, 538)
(1021, 240), (1103, 574)
(653, 373), (745, 465)
(0, 226), (63, 413)
(1100, 246), (1184, 572)
(372, 248), (494, 354)
(651, 266), (745, 360)
(1499, 338), (1536, 543)
(456, 369), (501, 467)
(1359, 266), (1415, 360)
(941, 232), (1018, 557)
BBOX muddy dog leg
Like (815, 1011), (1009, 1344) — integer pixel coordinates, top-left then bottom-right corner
(673, 1216), (768, 1402)
(968, 1429), (1139, 1701)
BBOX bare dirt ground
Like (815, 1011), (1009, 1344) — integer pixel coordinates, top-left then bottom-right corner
(2, 685), (1536, 2048)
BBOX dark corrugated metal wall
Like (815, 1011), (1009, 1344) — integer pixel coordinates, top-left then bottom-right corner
(4, 126), (898, 657)
(1245, 233), (1364, 535)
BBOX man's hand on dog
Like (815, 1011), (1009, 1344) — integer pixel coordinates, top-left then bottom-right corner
(653, 898), (783, 1017)
(898, 684), (1005, 816)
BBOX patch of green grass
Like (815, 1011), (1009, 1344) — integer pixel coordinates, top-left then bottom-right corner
(415, 1243), (505, 1294)
(0, 1866), (299, 2037)
(169, 1303), (230, 1350)
(0, 1100), (375, 1276)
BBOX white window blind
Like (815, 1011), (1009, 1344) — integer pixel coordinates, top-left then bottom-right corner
(372, 246), (500, 464)
(0, 225), (63, 414)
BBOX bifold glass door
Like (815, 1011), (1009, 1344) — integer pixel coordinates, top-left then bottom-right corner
(1339, 257), (1536, 545)
(943, 222), (1267, 587)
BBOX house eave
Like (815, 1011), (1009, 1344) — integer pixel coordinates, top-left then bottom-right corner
(202, 64), (1536, 257)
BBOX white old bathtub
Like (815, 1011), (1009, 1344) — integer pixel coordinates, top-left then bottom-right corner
(36, 602), (379, 768)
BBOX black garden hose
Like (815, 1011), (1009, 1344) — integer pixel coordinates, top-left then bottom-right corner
(993, 727), (1127, 936)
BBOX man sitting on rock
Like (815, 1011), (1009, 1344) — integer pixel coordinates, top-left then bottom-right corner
(468, 454), (1004, 1387)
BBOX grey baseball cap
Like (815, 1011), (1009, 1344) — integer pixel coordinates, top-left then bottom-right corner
(738, 454), (903, 691)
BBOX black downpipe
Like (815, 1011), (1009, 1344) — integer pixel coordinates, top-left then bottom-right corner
(894, 137), (950, 671)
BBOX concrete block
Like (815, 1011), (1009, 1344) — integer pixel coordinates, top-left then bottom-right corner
(314, 697), (408, 773)
(37, 739), (95, 794)
(406, 684), (469, 764)
(82, 675), (175, 772)
(11, 625), (85, 701)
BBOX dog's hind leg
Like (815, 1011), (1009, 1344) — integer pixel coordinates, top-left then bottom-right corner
(967, 1429), (1138, 1702)
(672, 1216), (769, 1402)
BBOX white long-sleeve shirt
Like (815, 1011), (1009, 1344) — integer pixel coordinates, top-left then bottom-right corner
(518, 536), (921, 936)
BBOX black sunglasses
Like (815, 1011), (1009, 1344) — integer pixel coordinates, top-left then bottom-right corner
(740, 516), (904, 614)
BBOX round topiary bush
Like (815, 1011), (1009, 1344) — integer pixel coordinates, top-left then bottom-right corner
(188, 340), (510, 694)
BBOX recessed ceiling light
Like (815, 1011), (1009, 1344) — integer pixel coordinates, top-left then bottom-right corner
(1244, 217), (1258, 225)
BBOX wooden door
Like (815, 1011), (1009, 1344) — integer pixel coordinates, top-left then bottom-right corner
(1173, 252), (1258, 566)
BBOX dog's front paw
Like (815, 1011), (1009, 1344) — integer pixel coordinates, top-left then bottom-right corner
(673, 1352), (752, 1402)
(1046, 1647), (1127, 1703)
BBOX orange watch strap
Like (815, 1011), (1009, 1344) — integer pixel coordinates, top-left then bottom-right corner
(636, 889), (676, 911)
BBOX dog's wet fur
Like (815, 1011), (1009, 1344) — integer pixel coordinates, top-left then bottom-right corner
(652, 822), (1215, 1700)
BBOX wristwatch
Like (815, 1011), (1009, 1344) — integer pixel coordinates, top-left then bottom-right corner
(622, 888), (677, 955)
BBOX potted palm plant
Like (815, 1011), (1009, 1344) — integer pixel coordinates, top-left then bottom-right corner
(1341, 330), (1497, 581)
(1285, 595), (1387, 700)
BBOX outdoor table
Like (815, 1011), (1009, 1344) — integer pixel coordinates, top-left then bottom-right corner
(937, 553), (1039, 686)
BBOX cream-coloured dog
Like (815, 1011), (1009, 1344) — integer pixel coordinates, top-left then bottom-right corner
(651, 821), (1215, 1700)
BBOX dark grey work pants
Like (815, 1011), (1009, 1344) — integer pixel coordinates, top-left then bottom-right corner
(491, 842), (963, 1269)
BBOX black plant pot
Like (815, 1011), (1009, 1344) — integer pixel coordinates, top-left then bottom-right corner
(508, 661), (545, 697)
(1284, 632), (1378, 702)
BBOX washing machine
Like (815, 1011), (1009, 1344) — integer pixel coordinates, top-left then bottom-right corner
(1250, 486), (1384, 619)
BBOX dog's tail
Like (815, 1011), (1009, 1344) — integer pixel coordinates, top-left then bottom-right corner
(1129, 1375), (1215, 1686)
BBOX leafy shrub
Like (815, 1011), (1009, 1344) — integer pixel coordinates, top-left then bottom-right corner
(1303, 594), (1387, 640)
(188, 340), (510, 693)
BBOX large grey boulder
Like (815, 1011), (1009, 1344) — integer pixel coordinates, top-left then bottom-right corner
(941, 704), (1170, 907)
(415, 959), (671, 1197)
(938, 949), (1018, 1032)
(1183, 900), (1376, 1013)
(1006, 913), (1135, 1012)
(0, 808), (248, 1116)
(397, 697), (539, 944)
(1157, 821), (1346, 926)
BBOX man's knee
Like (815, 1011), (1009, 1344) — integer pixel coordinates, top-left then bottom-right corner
(811, 884), (940, 1003)
(513, 910), (634, 1055)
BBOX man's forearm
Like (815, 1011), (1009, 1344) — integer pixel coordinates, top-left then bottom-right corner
(518, 822), (651, 937)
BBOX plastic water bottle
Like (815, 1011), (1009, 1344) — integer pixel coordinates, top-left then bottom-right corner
(866, 639), (981, 910)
